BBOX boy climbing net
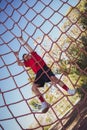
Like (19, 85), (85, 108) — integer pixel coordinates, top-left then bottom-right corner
(14, 37), (76, 113)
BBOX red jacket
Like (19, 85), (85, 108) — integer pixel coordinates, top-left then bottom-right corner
(24, 51), (46, 73)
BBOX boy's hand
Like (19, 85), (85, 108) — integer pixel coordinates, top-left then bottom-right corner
(17, 36), (23, 42)
(17, 36), (26, 45)
(14, 52), (19, 57)
(17, 36), (23, 40)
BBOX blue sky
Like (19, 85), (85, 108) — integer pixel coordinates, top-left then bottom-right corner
(0, 0), (80, 129)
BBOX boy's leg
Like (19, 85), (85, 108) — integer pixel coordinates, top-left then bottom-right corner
(32, 83), (49, 113)
(50, 76), (76, 95)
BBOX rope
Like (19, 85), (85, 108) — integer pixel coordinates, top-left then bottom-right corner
(0, 0), (87, 130)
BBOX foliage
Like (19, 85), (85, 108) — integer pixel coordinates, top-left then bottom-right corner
(44, 126), (50, 130)
(78, 0), (87, 29)
(81, 35), (87, 48)
(77, 84), (87, 99)
(77, 1), (87, 70)
(60, 0), (87, 75)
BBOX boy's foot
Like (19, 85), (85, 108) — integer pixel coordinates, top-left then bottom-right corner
(67, 89), (76, 95)
(41, 102), (49, 113)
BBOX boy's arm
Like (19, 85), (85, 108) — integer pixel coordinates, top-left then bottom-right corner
(18, 37), (33, 53)
(14, 52), (24, 66)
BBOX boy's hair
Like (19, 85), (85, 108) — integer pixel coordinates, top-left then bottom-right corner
(22, 54), (27, 61)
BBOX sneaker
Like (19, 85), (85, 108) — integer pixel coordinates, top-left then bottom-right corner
(41, 102), (49, 113)
(67, 89), (76, 95)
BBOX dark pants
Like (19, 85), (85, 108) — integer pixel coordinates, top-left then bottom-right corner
(34, 65), (55, 87)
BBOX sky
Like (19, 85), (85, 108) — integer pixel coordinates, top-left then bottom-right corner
(0, 0), (80, 130)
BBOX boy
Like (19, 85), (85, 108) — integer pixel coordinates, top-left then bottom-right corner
(14, 37), (76, 113)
